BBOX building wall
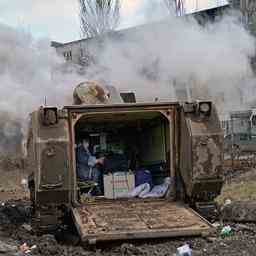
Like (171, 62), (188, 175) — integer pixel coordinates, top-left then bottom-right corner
(54, 33), (122, 66)
(182, 0), (229, 15)
(231, 0), (241, 8)
(55, 40), (89, 65)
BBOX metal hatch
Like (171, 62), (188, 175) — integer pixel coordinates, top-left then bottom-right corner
(72, 199), (213, 243)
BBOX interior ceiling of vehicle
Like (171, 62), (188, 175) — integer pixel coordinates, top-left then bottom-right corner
(76, 111), (164, 124)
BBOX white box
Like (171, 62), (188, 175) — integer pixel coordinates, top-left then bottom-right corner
(103, 172), (135, 199)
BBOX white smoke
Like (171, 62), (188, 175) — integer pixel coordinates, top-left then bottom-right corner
(0, 24), (84, 153)
(79, 0), (256, 115)
(0, 25), (83, 114)
(86, 6), (256, 114)
(0, 3), (255, 154)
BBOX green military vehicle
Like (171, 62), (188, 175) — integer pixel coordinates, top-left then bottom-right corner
(27, 84), (223, 243)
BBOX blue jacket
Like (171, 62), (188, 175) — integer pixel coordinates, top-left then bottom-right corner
(76, 144), (97, 180)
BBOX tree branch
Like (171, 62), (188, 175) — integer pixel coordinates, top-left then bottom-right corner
(78, 0), (121, 38)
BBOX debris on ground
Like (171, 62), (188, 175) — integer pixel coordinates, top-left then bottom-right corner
(234, 223), (255, 233)
(0, 200), (255, 256)
(1, 165), (256, 255)
(0, 240), (17, 254)
(212, 222), (221, 228)
(21, 224), (32, 232)
(224, 199), (232, 206)
(221, 201), (256, 222)
(205, 236), (217, 243)
(176, 243), (192, 256)
(221, 226), (232, 238)
(0, 155), (24, 171)
(120, 243), (144, 255)
(0, 200), (30, 227)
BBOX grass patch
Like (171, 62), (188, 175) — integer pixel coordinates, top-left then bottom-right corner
(216, 180), (256, 205)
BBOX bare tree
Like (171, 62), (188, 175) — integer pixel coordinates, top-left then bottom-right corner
(164, 0), (173, 13)
(237, 0), (256, 36)
(78, 0), (121, 38)
(241, 0), (256, 24)
(164, 0), (184, 16)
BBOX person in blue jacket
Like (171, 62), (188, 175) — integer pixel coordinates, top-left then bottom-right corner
(76, 134), (104, 193)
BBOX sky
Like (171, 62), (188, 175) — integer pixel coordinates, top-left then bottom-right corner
(0, 0), (229, 43)
(0, 0), (144, 42)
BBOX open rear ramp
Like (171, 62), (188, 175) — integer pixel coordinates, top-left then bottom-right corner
(72, 200), (213, 243)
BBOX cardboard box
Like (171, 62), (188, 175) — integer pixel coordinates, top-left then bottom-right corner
(104, 172), (135, 199)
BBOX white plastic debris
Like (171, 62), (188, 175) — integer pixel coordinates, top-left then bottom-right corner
(212, 222), (221, 228)
(176, 244), (192, 256)
(21, 179), (27, 186)
(30, 245), (37, 250)
(21, 178), (28, 192)
(224, 199), (232, 206)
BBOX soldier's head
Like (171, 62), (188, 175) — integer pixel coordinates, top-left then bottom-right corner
(81, 133), (90, 150)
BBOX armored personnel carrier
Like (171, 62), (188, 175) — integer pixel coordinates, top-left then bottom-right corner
(27, 82), (223, 243)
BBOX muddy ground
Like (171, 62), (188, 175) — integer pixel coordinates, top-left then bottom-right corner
(0, 200), (256, 256)
(0, 156), (27, 201)
(0, 161), (256, 255)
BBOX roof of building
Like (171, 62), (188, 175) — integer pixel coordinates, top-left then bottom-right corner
(50, 21), (153, 48)
(51, 2), (230, 48)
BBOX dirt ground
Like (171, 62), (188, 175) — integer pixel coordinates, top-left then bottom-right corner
(0, 157), (27, 201)
(0, 159), (256, 256)
(0, 169), (27, 201)
(0, 201), (255, 256)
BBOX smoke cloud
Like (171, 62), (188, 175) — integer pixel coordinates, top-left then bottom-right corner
(0, 3), (255, 154)
(0, 24), (83, 153)
(86, 7), (255, 114)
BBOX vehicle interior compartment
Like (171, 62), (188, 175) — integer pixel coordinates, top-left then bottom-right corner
(74, 111), (172, 200)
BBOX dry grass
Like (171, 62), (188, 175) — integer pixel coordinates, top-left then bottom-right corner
(216, 180), (256, 205)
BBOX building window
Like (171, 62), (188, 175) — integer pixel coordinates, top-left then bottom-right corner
(63, 50), (72, 61)
(232, 0), (241, 8)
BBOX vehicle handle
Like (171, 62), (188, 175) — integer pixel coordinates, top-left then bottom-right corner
(41, 182), (63, 189)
